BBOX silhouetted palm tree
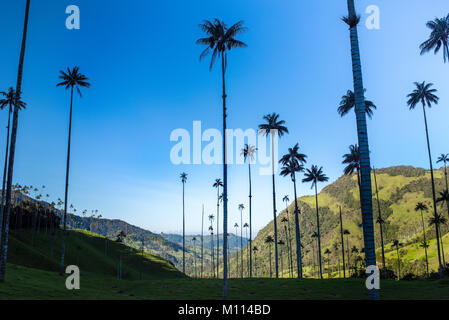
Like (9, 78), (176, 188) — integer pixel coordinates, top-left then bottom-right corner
(0, 88), (25, 246)
(280, 143), (306, 279)
(324, 248), (331, 278)
(437, 154), (449, 190)
(197, 19), (247, 298)
(282, 195), (294, 277)
(241, 143), (256, 277)
(407, 81), (443, 274)
(259, 113), (288, 278)
(180, 172), (188, 274)
(265, 235), (274, 278)
(338, 207), (346, 278)
(213, 178), (223, 276)
(281, 216), (292, 278)
(56, 66), (90, 275)
(342, 144), (361, 190)
(392, 240), (402, 280)
(0, 0), (31, 282)
(303, 165), (329, 279)
(338, 89), (376, 118)
(429, 213), (447, 266)
(420, 14), (449, 63)
(238, 203), (245, 278)
(372, 166), (386, 269)
(209, 224), (215, 278)
(415, 202), (429, 277)
(343, 0), (378, 299)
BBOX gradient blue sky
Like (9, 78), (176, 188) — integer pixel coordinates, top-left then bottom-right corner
(0, 0), (448, 236)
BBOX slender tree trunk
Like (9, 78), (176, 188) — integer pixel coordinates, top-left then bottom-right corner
(216, 187), (220, 278)
(240, 209), (243, 278)
(271, 135), (279, 278)
(339, 207), (346, 278)
(182, 182), (185, 274)
(269, 246), (272, 278)
(439, 224), (446, 266)
(201, 204), (204, 279)
(59, 86), (74, 275)
(314, 184), (323, 279)
(373, 167), (386, 268)
(0, 0), (30, 282)
(421, 103), (443, 274)
(248, 162), (253, 278)
(221, 51), (229, 299)
(293, 175), (303, 279)
(346, 0), (378, 299)
(444, 162), (448, 191)
(284, 204), (293, 278)
(0, 103), (12, 249)
(420, 209), (429, 277)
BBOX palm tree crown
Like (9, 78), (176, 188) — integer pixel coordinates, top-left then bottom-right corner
(338, 89), (376, 118)
(342, 144), (360, 176)
(241, 144), (256, 163)
(57, 66), (90, 96)
(258, 113), (289, 137)
(213, 178), (223, 188)
(279, 143), (307, 166)
(420, 14), (449, 62)
(302, 165), (329, 188)
(0, 88), (26, 111)
(180, 172), (188, 183)
(197, 19), (247, 70)
(407, 82), (439, 109)
(280, 160), (304, 181)
(415, 202), (428, 212)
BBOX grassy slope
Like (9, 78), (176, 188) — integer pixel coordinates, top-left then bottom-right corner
(1, 264), (449, 300)
(232, 166), (449, 277)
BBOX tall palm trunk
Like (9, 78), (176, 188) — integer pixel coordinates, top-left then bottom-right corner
(314, 184), (323, 279)
(339, 207), (346, 278)
(248, 162), (253, 278)
(216, 186), (220, 277)
(421, 103), (443, 274)
(346, 0), (378, 299)
(201, 205), (204, 279)
(373, 167), (386, 268)
(419, 209), (429, 277)
(268, 245), (272, 278)
(0, 0), (30, 282)
(59, 86), (74, 275)
(284, 204), (293, 277)
(0, 102), (12, 249)
(293, 175), (303, 278)
(240, 209), (243, 278)
(270, 136), (279, 278)
(221, 51), (229, 299)
(283, 224), (291, 277)
(182, 181), (185, 274)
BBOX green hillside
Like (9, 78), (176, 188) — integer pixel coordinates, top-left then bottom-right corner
(233, 166), (449, 278)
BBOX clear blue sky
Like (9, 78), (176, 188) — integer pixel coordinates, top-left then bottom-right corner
(0, 0), (448, 236)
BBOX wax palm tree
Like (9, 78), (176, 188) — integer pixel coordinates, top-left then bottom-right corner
(437, 154), (449, 190)
(253, 246), (258, 277)
(56, 66), (90, 275)
(241, 143), (256, 277)
(192, 237), (198, 278)
(303, 165), (329, 279)
(282, 195), (294, 277)
(343, 0), (378, 299)
(280, 159), (305, 279)
(243, 222), (249, 276)
(234, 222), (239, 277)
(280, 143), (307, 279)
(197, 18), (247, 298)
(420, 14), (449, 63)
(311, 231), (318, 278)
(238, 203), (245, 278)
(343, 229), (351, 275)
(265, 235), (274, 278)
(259, 113), (288, 278)
(429, 214), (447, 267)
(278, 239), (285, 277)
(338, 89), (376, 118)
(208, 224), (215, 277)
(0, 0), (31, 282)
(392, 240), (402, 280)
(324, 248), (331, 278)
(0, 88), (25, 246)
(338, 207), (346, 278)
(180, 172), (188, 274)
(372, 166), (386, 269)
(415, 202), (430, 277)
(281, 216), (292, 278)
(342, 144), (361, 190)
(213, 178), (223, 275)
(407, 81), (443, 274)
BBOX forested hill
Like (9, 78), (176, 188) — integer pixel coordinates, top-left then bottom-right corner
(243, 165), (449, 277)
